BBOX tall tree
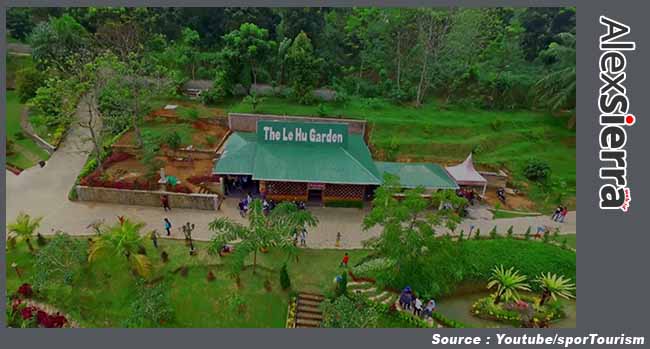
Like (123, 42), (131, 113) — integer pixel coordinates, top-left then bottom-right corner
(362, 174), (467, 295)
(534, 32), (576, 112)
(221, 23), (276, 91)
(7, 8), (35, 41)
(285, 31), (323, 104)
(29, 14), (94, 75)
(414, 9), (452, 107)
(208, 199), (317, 275)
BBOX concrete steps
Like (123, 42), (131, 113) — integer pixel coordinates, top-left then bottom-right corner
(295, 292), (325, 328)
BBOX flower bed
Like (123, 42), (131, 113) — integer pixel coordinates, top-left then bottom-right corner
(7, 283), (71, 328)
(285, 295), (297, 328)
(471, 295), (565, 326)
(187, 174), (221, 185)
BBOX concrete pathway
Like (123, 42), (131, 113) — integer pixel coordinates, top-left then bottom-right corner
(6, 100), (575, 249)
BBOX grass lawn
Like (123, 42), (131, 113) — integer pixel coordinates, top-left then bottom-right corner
(551, 233), (576, 249)
(227, 96), (576, 211)
(6, 90), (50, 169)
(6, 237), (370, 328)
(6, 54), (33, 88)
(490, 209), (542, 219)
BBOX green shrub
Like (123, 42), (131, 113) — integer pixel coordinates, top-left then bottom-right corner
(490, 118), (504, 131)
(123, 279), (174, 328)
(489, 226), (498, 239)
(473, 228), (481, 240)
(16, 66), (44, 103)
(321, 294), (379, 328)
(14, 131), (26, 140)
(165, 131), (182, 150)
(317, 103), (327, 117)
(523, 158), (551, 182)
(524, 226), (532, 240)
(205, 135), (218, 146)
(178, 108), (199, 122)
(280, 263), (291, 290)
(335, 272), (348, 297)
(324, 200), (363, 209)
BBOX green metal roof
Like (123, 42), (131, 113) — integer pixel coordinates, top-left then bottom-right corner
(374, 161), (459, 189)
(214, 132), (257, 175)
(214, 132), (382, 185)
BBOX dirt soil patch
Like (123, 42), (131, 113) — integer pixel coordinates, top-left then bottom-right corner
(100, 156), (215, 193)
(483, 190), (536, 211)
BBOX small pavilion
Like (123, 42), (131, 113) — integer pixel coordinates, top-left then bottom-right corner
(445, 153), (488, 195)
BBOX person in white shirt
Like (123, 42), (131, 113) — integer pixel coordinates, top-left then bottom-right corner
(413, 297), (423, 316)
(422, 299), (436, 318)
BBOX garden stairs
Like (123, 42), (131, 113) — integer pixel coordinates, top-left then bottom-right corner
(347, 280), (442, 328)
(295, 292), (325, 328)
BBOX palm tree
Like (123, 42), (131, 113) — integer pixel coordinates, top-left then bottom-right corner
(535, 272), (575, 306)
(534, 32), (576, 113)
(208, 199), (317, 274)
(487, 265), (531, 304)
(88, 218), (152, 277)
(7, 213), (43, 253)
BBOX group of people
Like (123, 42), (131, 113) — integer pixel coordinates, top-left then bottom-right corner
(398, 287), (436, 319)
(223, 175), (252, 196)
(552, 205), (569, 223)
(238, 193), (254, 217)
(456, 188), (478, 205)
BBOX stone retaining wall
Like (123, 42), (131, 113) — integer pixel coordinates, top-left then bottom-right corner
(75, 185), (219, 210)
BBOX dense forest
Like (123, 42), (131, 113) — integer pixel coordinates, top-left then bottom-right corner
(7, 7), (575, 112)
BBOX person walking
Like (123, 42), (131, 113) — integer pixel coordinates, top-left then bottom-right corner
(161, 195), (171, 211)
(336, 232), (342, 248)
(300, 228), (307, 247)
(340, 253), (349, 268)
(164, 218), (172, 236)
(558, 206), (569, 223)
(552, 206), (561, 221)
(151, 230), (159, 249)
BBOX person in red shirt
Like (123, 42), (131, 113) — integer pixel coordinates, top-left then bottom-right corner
(340, 253), (349, 267)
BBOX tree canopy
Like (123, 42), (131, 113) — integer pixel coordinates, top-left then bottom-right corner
(11, 7), (576, 112)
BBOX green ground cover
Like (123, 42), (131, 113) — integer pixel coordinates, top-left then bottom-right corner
(551, 233), (576, 249)
(491, 209), (542, 219)
(6, 234), (575, 328)
(6, 90), (50, 169)
(6, 237), (369, 328)
(356, 238), (576, 299)
(6, 54), (33, 88)
(228, 96), (576, 211)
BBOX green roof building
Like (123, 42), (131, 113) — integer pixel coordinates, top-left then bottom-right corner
(213, 115), (458, 203)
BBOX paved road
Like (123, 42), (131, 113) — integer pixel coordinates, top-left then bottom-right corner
(6, 100), (576, 248)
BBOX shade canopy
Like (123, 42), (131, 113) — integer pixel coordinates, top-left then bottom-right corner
(445, 153), (488, 187)
(375, 161), (458, 190)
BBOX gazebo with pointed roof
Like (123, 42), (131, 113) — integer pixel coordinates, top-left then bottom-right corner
(445, 153), (488, 195)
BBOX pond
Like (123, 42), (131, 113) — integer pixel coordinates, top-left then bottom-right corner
(436, 290), (576, 328)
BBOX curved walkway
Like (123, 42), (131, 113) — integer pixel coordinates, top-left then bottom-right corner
(6, 100), (576, 249)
